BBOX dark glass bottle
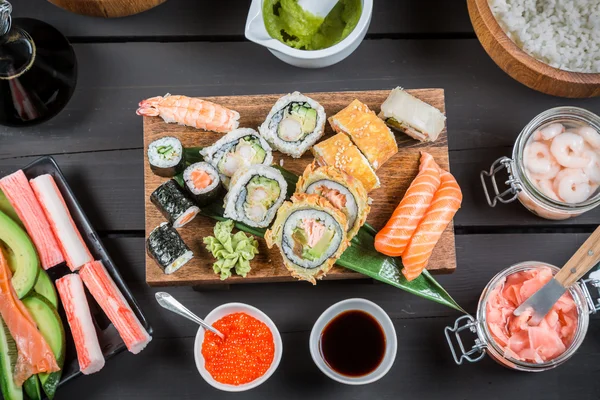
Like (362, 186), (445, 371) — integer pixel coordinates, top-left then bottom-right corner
(0, 1), (77, 127)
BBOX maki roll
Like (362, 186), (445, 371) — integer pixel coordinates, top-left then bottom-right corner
(183, 162), (222, 206)
(147, 136), (184, 177)
(146, 222), (193, 274)
(150, 180), (199, 228)
(265, 194), (349, 285)
(296, 163), (370, 239)
(223, 165), (287, 228)
(200, 128), (273, 188)
(258, 92), (326, 158)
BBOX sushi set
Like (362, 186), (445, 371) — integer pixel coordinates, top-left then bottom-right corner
(143, 89), (459, 286)
(0, 157), (152, 399)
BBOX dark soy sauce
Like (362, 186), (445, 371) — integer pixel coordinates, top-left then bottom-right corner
(320, 310), (386, 377)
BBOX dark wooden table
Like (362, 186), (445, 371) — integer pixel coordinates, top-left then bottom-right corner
(4, 1), (600, 398)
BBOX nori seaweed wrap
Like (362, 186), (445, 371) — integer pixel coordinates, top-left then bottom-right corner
(150, 179), (200, 228)
(148, 136), (184, 177)
(146, 222), (193, 274)
(183, 162), (222, 206)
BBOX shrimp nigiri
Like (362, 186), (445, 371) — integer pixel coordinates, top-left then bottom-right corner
(374, 152), (441, 257)
(401, 169), (462, 281)
(136, 94), (240, 133)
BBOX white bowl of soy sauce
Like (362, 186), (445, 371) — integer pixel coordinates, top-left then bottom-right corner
(309, 298), (397, 385)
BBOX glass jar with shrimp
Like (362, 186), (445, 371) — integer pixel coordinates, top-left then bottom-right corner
(445, 261), (600, 372)
(481, 107), (600, 220)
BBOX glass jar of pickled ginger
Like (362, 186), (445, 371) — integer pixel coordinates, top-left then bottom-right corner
(481, 107), (600, 220)
(445, 261), (600, 372)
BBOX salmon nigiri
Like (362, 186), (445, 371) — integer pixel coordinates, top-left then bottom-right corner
(374, 152), (441, 257)
(136, 94), (240, 133)
(0, 250), (59, 385)
(401, 169), (462, 281)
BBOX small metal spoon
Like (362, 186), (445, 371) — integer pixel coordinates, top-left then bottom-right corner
(155, 292), (225, 340)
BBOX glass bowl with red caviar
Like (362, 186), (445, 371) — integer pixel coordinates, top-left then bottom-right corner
(194, 303), (283, 392)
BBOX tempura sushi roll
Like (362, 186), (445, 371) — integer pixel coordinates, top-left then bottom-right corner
(258, 92), (326, 158)
(379, 87), (446, 142)
(147, 136), (184, 177)
(296, 163), (370, 239)
(223, 165), (287, 228)
(265, 194), (349, 285)
(183, 162), (222, 206)
(329, 99), (398, 170)
(312, 133), (380, 192)
(200, 128), (273, 188)
(146, 222), (193, 274)
(150, 180), (199, 228)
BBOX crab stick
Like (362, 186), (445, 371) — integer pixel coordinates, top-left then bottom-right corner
(0, 170), (64, 270)
(80, 261), (152, 354)
(56, 274), (105, 375)
(30, 174), (93, 271)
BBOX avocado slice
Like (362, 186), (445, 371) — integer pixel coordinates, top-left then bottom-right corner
(0, 318), (22, 400)
(0, 210), (39, 299)
(303, 228), (334, 261)
(34, 269), (59, 309)
(23, 375), (42, 400)
(0, 190), (23, 229)
(22, 295), (65, 400)
(246, 176), (281, 208)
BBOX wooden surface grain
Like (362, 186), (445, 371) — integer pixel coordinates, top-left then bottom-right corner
(467, 0), (600, 98)
(47, 0), (166, 18)
(2, 0), (600, 398)
(143, 90), (456, 286)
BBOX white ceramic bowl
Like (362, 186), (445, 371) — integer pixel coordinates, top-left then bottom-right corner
(245, 0), (373, 68)
(193, 303), (283, 392)
(309, 298), (397, 385)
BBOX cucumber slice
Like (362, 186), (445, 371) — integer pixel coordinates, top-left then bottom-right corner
(0, 317), (23, 400)
(0, 190), (23, 228)
(22, 295), (65, 400)
(33, 269), (58, 309)
(0, 211), (39, 299)
(23, 375), (42, 400)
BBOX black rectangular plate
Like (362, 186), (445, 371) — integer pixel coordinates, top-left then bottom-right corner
(20, 156), (153, 389)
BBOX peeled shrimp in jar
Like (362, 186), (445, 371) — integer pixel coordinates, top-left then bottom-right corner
(583, 147), (600, 184)
(533, 123), (565, 141)
(578, 126), (600, 150)
(524, 142), (558, 176)
(550, 133), (589, 168)
(535, 179), (561, 202)
(553, 168), (592, 204)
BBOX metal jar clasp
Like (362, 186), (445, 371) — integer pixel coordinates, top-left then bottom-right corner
(480, 157), (522, 207)
(578, 277), (600, 314)
(445, 315), (486, 365)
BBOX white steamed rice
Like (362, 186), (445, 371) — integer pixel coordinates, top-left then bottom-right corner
(488, 0), (600, 73)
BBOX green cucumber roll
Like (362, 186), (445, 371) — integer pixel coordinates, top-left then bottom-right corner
(200, 128), (273, 188)
(146, 222), (193, 274)
(148, 136), (184, 177)
(265, 194), (349, 285)
(296, 163), (370, 240)
(150, 180), (199, 228)
(258, 92), (326, 158)
(223, 165), (287, 228)
(183, 162), (222, 206)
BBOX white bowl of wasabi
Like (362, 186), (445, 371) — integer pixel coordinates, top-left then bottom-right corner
(245, 0), (373, 68)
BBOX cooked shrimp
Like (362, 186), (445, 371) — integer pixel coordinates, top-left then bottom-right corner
(578, 126), (600, 149)
(550, 133), (589, 168)
(533, 123), (565, 141)
(535, 179), (561, 201)
(136, 94), (240, 133)
(554, 168), (592, 203)
(524, 142), (556, 175)
(583, 149), (600, 183)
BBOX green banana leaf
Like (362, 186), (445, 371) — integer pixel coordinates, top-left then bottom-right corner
(177, 147), (465, 313)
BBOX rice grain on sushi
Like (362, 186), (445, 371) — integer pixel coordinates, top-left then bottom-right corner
(200, 128), (273, 188)
(223, 165), (287, 228)
(147, 136), (184, 177)
(150, 180), (199, 228)
(265, 194), (349, 285)
(258, 92), (326, 158)
(146, 222), (193, 275)
(296, 163), (370, 240)
(183, 162), (222, 206)
(379, 87), (446, 143)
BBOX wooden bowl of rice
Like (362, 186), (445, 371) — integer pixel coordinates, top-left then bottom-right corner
(468, 0), (600, 98)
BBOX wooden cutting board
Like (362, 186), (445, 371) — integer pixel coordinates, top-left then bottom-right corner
(48, 0), (166, 17)
(144, 89), (456, 287)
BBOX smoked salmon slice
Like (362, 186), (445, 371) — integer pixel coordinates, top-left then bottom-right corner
(401, 169), (462, 281)
(374, 152), (441, 257)
(0, 250), (59, 385)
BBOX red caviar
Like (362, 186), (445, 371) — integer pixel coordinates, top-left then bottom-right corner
(202, 312), (275, 385)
